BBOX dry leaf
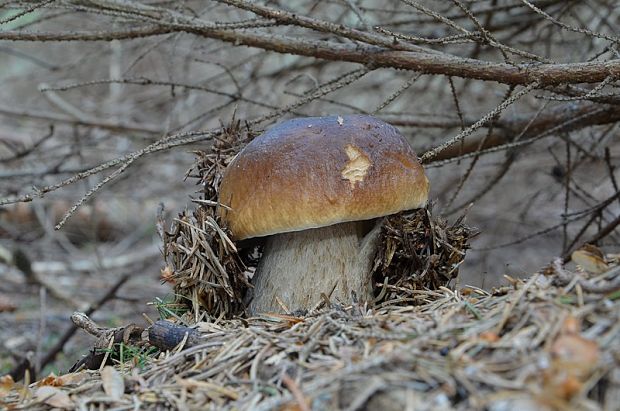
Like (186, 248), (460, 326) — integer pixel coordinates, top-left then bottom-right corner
(0, 375), (15, 396)
(554, 374), (582, 399)
(551, 334), (600, 377)
(479, 331), (500, 342)
(160, 265), (176, 285)
(572, 245), (608, 274)
(280, 403), (309, 411)
(580, 244), (605, 258)
(101, 366), (124, 401)
(542, 320), (601, 402)
(0, 295), (16, 313)
(37, 373), (64, 387)
(559, 315), (580, 335)
(59, 372), (90, 386)
(460, 287), (474, 296)
(542, 366), (586, 402)
(35, 386), (74, 409)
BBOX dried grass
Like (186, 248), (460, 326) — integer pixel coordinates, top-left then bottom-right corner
(161, 120), (255, 318)
(372, 207), (474, 306)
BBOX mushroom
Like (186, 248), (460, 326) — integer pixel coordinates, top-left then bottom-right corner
(218, 115), (429, 314)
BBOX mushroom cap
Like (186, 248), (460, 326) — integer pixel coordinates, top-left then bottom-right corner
(218, 115), (429, 240)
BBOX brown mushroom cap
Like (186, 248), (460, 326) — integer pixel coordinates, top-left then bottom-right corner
(218, 115), (429, 240)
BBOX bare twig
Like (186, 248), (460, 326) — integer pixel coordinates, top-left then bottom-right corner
(421, 82), (539, 163)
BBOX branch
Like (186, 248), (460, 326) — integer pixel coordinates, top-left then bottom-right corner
(429, 103), (620, 162)
(1, 22), (617, 86)
(586, 213), (620, 246)
(0, 106), (161, 134)
(214, 0), (433, 53)
(69, 312), (144, 371)
(30, 244), (160, 275)
(0, 26), (172, 41)
(421, 82), (538, 162)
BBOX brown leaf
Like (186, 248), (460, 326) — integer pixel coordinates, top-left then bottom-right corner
(34, 386), (74, 409)
(160, 265), (175, 285)
(0, 375), (15, 396)
(559, 315), (580, 335)
(59, 372), (90, 386)
(37, 373), (64, 387)
(479, 331), (500, 342)
(460, 287), (474, 296)
(572, 246), (608, 274)
(551, 334), (600, 377)
(101, 366), (124, 401)
(580, 244), (605, 258)
(554, 374), (582, 400)
(0, 295), (16, 313)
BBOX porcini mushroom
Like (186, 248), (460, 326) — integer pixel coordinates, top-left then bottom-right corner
(218, 115), (429, 314)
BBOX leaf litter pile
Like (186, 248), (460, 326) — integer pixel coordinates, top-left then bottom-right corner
(3, 256), (619, 410)
(3, 123), (619, 410)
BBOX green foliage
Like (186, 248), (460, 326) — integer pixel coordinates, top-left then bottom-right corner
(606, 289), (620, 301)
(98, 342), (159, 370)
(149, 294), (190, 320)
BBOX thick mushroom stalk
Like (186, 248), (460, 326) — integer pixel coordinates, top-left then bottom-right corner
(248, 221), (380, 314)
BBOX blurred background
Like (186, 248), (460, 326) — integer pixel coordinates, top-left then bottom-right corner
(1, 0), (618, 376)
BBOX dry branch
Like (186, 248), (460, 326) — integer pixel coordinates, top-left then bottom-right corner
(1, 2), (618, 87)
(0, 106), (162, 134)
(4, 25), (617, 86)
(428, 102), (620, 162)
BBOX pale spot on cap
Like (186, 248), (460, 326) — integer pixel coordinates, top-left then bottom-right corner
(341, 144), (371, 187)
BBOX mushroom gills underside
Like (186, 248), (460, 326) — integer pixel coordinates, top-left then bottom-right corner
(247, 220), (381, 314)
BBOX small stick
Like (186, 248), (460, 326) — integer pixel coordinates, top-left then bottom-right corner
(275, 296), (291, 315)
(35, 287), (47, 376)
(71, 312), (107, 338)
(69, 312), (144, 372)
(99, 336), (115, 372)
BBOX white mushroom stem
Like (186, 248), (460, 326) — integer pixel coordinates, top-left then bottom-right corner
(248, 220), (381, 314)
